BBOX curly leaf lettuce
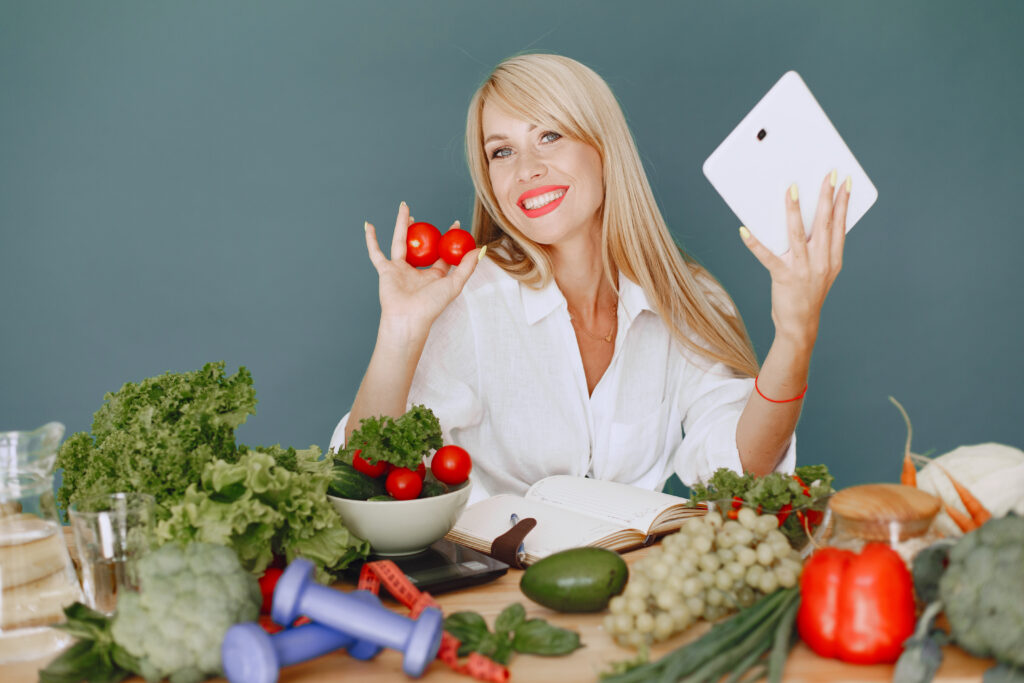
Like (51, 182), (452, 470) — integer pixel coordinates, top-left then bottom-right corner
(339, 404), (443, 470)
(56, 362), (257, 513)
(155, 446), (369, 581)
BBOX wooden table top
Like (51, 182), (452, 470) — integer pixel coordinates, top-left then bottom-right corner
(4, 545), (993, 683)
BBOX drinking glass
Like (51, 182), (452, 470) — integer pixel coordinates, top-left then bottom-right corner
(68, 492), (154, 614)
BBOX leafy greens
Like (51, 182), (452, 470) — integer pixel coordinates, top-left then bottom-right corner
(157, 446), (369, 581)
(443, 603), (582, 666)
(338, 404), (443, 470)
(689, 465), (835, 544)
(56, 361), (370, 580)
(56, 361), (256, 513)
(690, 465), (834, 512)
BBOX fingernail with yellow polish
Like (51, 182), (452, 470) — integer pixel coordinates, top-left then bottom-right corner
(364, 221), (370, 231)
(845, 177), (852, 193)
(477, 245), (488, 262)
(829, 169), (837, 187)
(789, 184), (799, 202)
(739, 226), (751, 241)
(400, 201), (407, 209)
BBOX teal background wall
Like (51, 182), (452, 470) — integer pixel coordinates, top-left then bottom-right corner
(3, 1), (1022, 493)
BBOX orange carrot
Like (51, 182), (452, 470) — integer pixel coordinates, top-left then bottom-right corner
(938, 465), (991, 527)
(901, 453), (917, 488)
(889, 397), (917, 486)
(944, 501), (976, 533)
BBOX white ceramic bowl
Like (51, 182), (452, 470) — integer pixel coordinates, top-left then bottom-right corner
(328, 480), (472, 556)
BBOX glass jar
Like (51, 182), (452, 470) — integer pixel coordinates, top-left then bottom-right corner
(0, 422), (84, 663)
(825, 483), (943, 568)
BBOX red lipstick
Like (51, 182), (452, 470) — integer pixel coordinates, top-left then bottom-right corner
(517, 185), (569, 219)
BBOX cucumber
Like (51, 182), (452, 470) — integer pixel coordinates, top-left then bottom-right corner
(419, 477), (449, 499)
(519, 547), (628, 612)
(328, 462), (386, 500)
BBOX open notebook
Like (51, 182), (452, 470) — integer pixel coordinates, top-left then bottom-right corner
(445, 475), (706, 565)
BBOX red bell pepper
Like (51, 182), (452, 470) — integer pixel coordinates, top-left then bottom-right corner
(796, 543), (916, 664)
(258, 567), (284, 614)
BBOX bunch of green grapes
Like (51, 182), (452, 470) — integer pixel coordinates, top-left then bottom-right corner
(603, 508), (804, 648)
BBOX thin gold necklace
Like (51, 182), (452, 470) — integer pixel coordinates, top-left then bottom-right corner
(568, 304), (618, 343)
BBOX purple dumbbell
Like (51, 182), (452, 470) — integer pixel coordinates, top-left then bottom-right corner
(272, 558), (443, 678)
(221, 590), (383, 683)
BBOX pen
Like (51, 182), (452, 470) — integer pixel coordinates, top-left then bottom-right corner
(509, 513), (526, 565)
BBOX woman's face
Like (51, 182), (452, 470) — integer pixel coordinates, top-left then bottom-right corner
(481, 102), (604, 249)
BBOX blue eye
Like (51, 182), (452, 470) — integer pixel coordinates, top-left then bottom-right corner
(491, 147), (512, 159)
(541, 132), (561, 143)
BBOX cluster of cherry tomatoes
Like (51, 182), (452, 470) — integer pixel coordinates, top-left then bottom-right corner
(405, 222), (476, 268)
(352, 445), (472, 500)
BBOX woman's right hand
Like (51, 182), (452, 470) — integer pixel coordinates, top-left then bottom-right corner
(365, 201), (484, 340)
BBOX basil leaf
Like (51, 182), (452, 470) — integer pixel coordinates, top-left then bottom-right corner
(512, 619), (582, 656)
(492, 635), (515, 666)
(63, 602), (110, 626)
(474, 631), (513, 664)
(494, 603), (526, 636)
(444, 611), (489, 651)
(111, 643), (144, 677)
(38, 640), (106, 683)
(53, 603), (112, 641)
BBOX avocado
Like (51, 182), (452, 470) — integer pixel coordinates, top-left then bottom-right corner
(520, 547), (628, 612)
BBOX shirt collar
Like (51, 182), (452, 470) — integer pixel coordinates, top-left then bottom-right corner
(520, 277), (566, 325)
(616, 271), (656, 324)
(518, 269), (656, 326)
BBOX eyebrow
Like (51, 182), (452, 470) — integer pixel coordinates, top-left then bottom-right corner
(483, 124), (537, 146)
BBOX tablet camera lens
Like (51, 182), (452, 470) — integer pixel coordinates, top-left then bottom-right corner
(757, 128), (767, 141)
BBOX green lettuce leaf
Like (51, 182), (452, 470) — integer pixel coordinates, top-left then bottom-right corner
(57, 362), (256, 514)
(156, 447), (369, 580)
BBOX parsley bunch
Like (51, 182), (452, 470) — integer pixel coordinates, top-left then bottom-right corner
(689, 465), (835, 544)
(339, 404), (443, 470)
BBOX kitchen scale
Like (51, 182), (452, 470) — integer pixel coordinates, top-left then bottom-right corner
(343, 539), (509, 595)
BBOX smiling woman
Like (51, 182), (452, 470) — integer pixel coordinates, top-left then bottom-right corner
(333, 53), (851, 503)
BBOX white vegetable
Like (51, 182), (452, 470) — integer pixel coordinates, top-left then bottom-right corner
(914, 443), (1024, 537)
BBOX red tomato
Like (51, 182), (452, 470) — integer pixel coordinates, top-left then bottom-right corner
(438, 228), (476, 266)
(430, 445), (472, 485)
(405, 222), (441, 267)
(385, 467), (423, 500)
(352, 449), (387, 478)
(384, 462), (424, 479)
(258, 567), (283, 614)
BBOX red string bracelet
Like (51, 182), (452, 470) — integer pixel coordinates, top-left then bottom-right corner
(754, 374), (807, 403)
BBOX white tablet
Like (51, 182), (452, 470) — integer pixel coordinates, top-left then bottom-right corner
(702, 71), (878, 256)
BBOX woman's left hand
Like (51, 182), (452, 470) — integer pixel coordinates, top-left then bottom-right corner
(740, 170), (851, 347)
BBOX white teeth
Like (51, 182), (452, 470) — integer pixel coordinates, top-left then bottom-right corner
(522, 189), (566, 210)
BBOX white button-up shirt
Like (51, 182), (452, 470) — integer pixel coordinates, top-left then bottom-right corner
(331, 258), (796, 504)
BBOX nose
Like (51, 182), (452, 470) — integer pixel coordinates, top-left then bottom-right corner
(514, 148), (545, 183)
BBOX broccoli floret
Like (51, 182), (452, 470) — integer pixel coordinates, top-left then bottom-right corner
(110, 542), (261, 683)
(939, 512), (1024, 667)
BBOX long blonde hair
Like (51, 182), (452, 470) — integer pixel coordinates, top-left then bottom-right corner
(465, 54), (759, 378)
